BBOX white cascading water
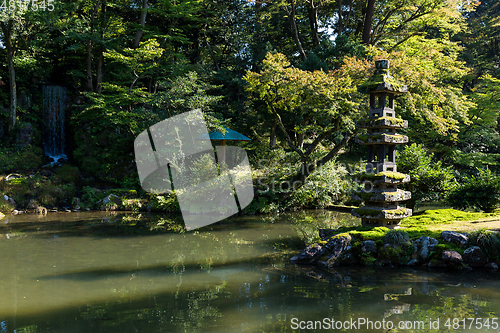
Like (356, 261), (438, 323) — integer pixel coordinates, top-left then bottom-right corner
(42, 85), (67, 163)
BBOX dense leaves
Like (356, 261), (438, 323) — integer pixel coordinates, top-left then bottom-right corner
(445, 168), (500, 213)
(0, 0), (497, 211)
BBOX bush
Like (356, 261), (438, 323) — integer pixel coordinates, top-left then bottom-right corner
(55, 165), (80, 184)
(397, 143), (455, 210)
(252, 147), (355, 210)
(383, 229), (410, 246)
(0, 146), (43, 173)
(468, 229), (500, 259)
(445, 167), (500, 212)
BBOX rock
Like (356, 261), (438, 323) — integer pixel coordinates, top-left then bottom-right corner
(413, 236), (438, 261)
(407, 259), (418, 266)
(102, 194), (119, 205)
(485, 262), (498, 271)
(441, 231), (468, 247)
(324, 235), (351, 268)
(362, 240), (377, 254)
(428, 260), (447, 268)
(5, 174), (22, 181)
(7, 197), (16, 207)
(35, 206), (47, 215)
(463, 246), (487, 267)
(442, 250), (462, 265)
(338, 246), (358, 266)
(27, 199), (39, 209)
(319, 228), (337, 240)
(290, 243), (324, 264)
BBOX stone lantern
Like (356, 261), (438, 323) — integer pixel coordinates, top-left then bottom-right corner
(351, 59), (412, 228)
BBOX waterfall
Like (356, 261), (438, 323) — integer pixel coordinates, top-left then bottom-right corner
(43, 86), (67, 162)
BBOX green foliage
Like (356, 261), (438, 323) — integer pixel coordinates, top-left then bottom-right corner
(0, 147), (43, 173)
(445, 167), (500, 212)
(73, 71), (225, 184)
(378, 245), (404, 265)
(383, 230), (410, 246)
(54, 165), (80, 184)
(252, 147), (355, 211)
(397, 143), (455, 209)
(468, 229), (500, 259)
(149, 193), (181, 213)
(401, 209), (500, 226)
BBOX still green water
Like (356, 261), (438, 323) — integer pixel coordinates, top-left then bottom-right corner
(0, 211), (499, 332)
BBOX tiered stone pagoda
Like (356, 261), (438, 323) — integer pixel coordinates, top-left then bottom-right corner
(351, 59), (412, 228)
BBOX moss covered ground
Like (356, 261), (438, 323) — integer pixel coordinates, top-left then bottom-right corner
(331, 209), (500, 243)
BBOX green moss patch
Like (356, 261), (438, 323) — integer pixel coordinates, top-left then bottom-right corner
(356, 133), (406, 144)
(356, 171), (408, 181)
(401, 209), (500, 227)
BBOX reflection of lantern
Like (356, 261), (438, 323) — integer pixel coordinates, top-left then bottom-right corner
(351, 60), (412, 228)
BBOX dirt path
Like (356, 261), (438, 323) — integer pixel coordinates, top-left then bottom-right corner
(424, 218), (500, 232)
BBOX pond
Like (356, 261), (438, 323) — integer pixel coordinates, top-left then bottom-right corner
(0, 211), (499, 332)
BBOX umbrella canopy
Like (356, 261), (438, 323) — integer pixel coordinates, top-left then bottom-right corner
(198, 127), (251, 141)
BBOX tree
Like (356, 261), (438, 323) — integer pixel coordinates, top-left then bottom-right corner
(244, 52), (360, 188)
(445, 167), (500, 213)
(0, 4), (41, 132)
(397, 143), (455, 210)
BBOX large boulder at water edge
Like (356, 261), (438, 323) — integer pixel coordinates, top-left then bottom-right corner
(413, 236), (439, 261)
(463, 246), (487, 267)
(441, 231), (468, 247)
(325, 235), (351, 268)
(441, 250), (463, 265)
(290, 243), (324, 264)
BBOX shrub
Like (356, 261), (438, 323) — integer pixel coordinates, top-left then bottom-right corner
(55, 165), (80, 184)
(382, 229), (410, 246)
(397, 143), (455, 210)
(0, 146), (44, 173)
(468, 229), (500, 259)
(445, 167), (500, 212)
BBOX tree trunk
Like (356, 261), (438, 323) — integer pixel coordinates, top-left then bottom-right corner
(96, 0), (106, 93)
(86, 42), (94, 92)
(283, 1), (307, 62)
(362, 0), (376, 44)
(307, 0), (320, 47)
(1, 21), (17, 132)
(337, 0), (344, 35)
(85, 0), (102, 92)
(133, 0), (149, 48)
(96, 50), (104, 94)
(270, 119), (277, 149)
(291, 133), (353, 186)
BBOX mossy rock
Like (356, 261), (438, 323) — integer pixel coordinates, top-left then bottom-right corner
(357, 116), (408, 129)
(352, 206), (412, 219)
(358, 73), (407, 94)
(354, 171), (410, 184)
(352, 189), (411, 202)
(355, 133), (408, 145)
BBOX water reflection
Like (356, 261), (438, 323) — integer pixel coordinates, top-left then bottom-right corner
(0, 211), (498, 332)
